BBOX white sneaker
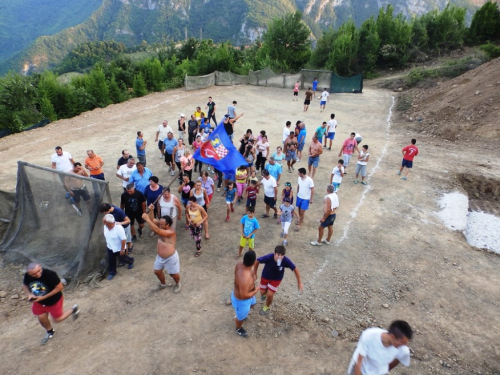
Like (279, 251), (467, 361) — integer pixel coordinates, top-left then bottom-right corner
(310, 240), (321, 246)
(321, 239), (330, 245)
(170, 171), (175, 176)
(159, 154), (163, 159)
(207, 167), (211, 171)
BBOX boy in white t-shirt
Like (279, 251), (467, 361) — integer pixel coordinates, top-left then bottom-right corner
(329, 159), (344, 192)
(320, 88), (329, 112)
(355, 145), (370, 185)
(347, 320), (413, 375)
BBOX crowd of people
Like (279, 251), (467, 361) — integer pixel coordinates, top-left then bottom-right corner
(27, 87), (419, 374)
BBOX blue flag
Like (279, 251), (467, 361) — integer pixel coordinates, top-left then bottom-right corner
(193, 124), (248, 175)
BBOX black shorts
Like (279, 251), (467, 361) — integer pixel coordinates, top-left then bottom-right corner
(71, 186), (90, 203)
(264, 195), (276, 208)
(158, 140), (163, 150)
(127, 212), (145, 226)
(304, 100), (311, 105)
(321, 213), (336, 228)
(164, 152), (173, 164)
(293, 92), (298, 96)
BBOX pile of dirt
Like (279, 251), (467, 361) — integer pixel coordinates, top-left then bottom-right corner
(399, 57), (500, 140)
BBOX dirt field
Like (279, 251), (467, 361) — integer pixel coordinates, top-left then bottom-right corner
(0, 80), (499, 375)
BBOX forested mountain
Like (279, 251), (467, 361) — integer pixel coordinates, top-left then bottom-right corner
(0, 0), (102, 69)
(0, 0), (492, 74)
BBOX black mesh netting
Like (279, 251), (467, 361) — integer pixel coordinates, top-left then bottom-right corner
(0, 162), (110, 279)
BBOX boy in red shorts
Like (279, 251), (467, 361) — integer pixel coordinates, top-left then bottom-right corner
(253, 245), (303, 315)
(397, 138), (419, 181)
(22, 263), (80, 345)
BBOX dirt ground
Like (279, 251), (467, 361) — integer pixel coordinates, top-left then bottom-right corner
(0, 78), (499, 375)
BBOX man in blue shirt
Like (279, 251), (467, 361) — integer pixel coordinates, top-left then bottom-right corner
(128, 162), (153, 194)
(135, 131), (147, 167)
(312, 77), (318, 97)
(265, 156), (282, 185)
(161, 132), (178, 176)
(253, 245), (303, 315)
(297, 122), (307, 162)
(237, 207), (260, 259)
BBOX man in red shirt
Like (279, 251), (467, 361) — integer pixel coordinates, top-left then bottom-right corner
(398, 139), (419, 181)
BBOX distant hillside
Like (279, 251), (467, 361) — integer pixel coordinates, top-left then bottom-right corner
(1, 0), (491, 74)
(0, 0), (102, 69)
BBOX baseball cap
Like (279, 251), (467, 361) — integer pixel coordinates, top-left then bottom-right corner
(180, 113), (185, 117)
(285, 182), (292, 187)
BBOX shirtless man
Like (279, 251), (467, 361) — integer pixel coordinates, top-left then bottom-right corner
(64, 162), (91, 216)
(284, 132), (298, 173)
(307, 136), (323, 179)
(142, 207), (181, 293)
(231, 250), (260, 338)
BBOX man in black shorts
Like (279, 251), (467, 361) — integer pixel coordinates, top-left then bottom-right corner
(64, 162), (91, 216)
(311, 184), (339, 246)
(205, 96), (217, 126)
(120, 183), (146, 241)
(304, 87), (313, 112)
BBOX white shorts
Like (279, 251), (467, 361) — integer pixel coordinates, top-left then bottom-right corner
(124, 225), (132, 243)
(281, 221), (291, 235)
(153, 251), (180, 274)
(343, 153), (352, 167)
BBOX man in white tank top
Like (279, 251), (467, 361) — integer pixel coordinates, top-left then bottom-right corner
(311, 184), (338, 246)
(157, 187), (182, 230)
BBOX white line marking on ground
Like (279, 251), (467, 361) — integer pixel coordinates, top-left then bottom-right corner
(310, 96), (395, 284)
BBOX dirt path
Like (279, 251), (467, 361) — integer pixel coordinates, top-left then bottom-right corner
(0, 84), (499, 374)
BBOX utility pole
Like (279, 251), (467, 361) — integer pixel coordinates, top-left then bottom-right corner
(184, 27), (187, 41)
(200, 27), (202, 40)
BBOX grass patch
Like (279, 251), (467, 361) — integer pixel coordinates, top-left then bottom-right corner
(56, 72), (84, 84)
(403, 52), (489, 88)
(124, 51), (158, 62)
(396, 94), (413, 112)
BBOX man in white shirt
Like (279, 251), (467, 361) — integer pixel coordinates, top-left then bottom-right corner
(116, 157), (137, 192)
(51, 146), (76, 198)
(320, 88), (329, 112)
(259, 170), (278, 219)
(155, 120), (173, 159)
(324, 113), (338, 150)
(282, 121), (291, 145)
(103, 214), (133, 280)
(295, 168), (314, 231)
(311, 184), (338, 246)
(348, 320), (413, 375)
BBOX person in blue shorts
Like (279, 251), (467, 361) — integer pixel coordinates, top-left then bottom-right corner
(253, 245), (303, 315)
(319, 88), (329, 112)
(237, 207), (260, 259)
(312, 78), (318, 97)
(324, 113), (337, 150)
(232, 250), (260, 338)
(295, 168), (315, 231)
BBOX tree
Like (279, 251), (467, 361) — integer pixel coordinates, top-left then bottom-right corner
(88, 66), (111, 107)
(327, 20), (359, 76)
(0, 73), (42, 132)
(358, 17), (381, 75)
(376, 5), (412, 67)
(262, 11), (311, 72)
(422, 5), (466, 51)
(39, 94), (57, 121)
(132, 73), (148, 97)
(468, 1), (500, 44)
